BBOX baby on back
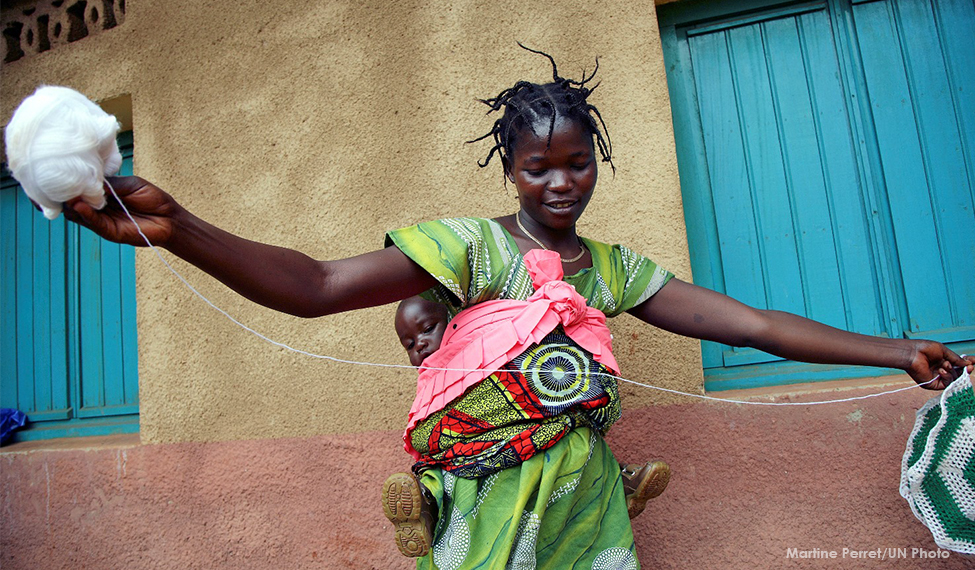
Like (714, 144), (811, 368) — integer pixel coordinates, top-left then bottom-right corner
(394, 296), (450, 368)
(384, 295), (671, 557)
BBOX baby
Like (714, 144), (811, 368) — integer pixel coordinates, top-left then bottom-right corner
(385, 295), (670, 557)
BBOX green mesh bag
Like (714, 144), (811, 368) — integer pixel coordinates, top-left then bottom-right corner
(900, 369), (975, 554)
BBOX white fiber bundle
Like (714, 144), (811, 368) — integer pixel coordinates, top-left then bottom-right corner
(4, 85), (122, 220)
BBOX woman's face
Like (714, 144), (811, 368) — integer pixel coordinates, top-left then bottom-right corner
(506, 116), (598, 232)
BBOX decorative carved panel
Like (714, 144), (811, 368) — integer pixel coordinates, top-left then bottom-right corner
(2, 0), (125, 63)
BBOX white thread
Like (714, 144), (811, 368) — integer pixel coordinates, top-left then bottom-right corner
(103, 182), (952, 407)
(612, 375), (938, 406)
(5, 85), (121, 220)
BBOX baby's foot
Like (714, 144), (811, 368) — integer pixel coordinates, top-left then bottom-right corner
(621, 461), (671, 519)
(381, 472), (435, 557)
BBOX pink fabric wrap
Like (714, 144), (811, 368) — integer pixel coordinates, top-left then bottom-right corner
(403, 249), (620, 460)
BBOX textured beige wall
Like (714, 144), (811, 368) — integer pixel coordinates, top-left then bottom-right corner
(1, 0), (701, 444)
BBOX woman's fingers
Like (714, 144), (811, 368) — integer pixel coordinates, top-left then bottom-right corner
(61, 198), (95, 227)
(104, 176), (149, 201)
(63, 198), (118, 240)
(937, 349), (973, 380)
(59, 181), (162, 246)
(949, 352), (975, 373)
(924, 349), (973, 389)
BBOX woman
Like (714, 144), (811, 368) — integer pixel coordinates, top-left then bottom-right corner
(59, 51), (971, 569)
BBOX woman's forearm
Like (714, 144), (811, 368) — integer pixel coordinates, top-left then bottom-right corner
(743, 309), (915, 370)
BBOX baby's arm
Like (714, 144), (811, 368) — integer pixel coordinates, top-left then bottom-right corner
(629, 278), (974, 389)
(63, 176), (438, 317)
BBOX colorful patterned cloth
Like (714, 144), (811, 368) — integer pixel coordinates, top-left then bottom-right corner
(409, 329), (621, 478)
(403, 249), (622, 467)
(385, 217), (673, 569)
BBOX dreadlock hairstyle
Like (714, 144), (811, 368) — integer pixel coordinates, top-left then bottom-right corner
(469, 43), (614, 175)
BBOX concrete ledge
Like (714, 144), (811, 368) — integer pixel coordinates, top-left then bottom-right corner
(1, 433), (141, 455)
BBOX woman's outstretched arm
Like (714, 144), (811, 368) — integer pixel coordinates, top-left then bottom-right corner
(62, 176), (438, 317)
(629, 278), (974, 389)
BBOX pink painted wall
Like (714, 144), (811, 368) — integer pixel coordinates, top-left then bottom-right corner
(1, 384), (968, 569)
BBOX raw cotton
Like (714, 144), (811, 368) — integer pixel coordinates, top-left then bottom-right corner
(4, 85), (121, 220)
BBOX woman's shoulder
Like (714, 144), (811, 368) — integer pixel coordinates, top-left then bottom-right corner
(434, 217), (509, 233)
(405, 216), (498, 226)
(578, 237), (673, 311)
(387, 217), (493, 242)
(430, 216), (504, 230)
(385, 216), (525, 309)
(385, 216), (520, 266)
(391, 216), (506, 236)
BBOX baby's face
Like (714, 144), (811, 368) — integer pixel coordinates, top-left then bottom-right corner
(395, 300), (447, 366)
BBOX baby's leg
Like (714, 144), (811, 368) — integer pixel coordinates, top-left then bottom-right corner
(619, 460), (671, 519)
(381, 472), (436, 557)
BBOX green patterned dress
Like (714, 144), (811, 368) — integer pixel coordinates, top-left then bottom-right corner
(385, 218), (672, 570)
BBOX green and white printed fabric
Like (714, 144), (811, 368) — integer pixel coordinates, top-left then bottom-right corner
(900, 369), (975, 554)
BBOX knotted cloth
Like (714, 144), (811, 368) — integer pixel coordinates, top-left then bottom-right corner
(4, 85), (121, 220)
(404, 249), (619, 460)
(900, 368), (975, 554)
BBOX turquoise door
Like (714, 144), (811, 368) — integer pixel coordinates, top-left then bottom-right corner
(659, 0), (975, 390)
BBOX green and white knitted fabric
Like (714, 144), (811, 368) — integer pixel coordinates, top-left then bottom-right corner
(900, 369), (975, 554)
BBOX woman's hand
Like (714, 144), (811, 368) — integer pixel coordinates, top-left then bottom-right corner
(905, 341), (975, 390)
(61, 176), (181, 247)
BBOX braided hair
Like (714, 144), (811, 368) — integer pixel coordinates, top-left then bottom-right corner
(469, 43), (614, 174)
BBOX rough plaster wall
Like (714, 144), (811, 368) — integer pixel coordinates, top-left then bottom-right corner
(1, 0), (699, 444)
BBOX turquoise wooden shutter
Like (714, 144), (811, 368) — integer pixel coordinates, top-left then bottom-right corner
(1, 131), (138, 440)
(659, 0), (975, 390)
(76, 133), (139, 420)
(851, 0), (975, 344)
(1, 173), (72, 423)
